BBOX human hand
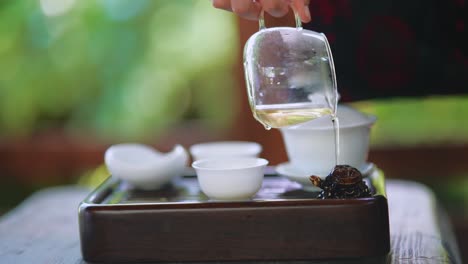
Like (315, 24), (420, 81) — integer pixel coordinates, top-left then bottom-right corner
(212, 0), (311, 23)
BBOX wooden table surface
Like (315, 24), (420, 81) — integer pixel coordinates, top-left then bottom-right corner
(0, 180), (462, 264)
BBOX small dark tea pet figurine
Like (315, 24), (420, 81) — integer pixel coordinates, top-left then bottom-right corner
(309, 165), (371, 199)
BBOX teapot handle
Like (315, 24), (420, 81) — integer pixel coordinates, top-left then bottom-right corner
(258, 5), (302, 30)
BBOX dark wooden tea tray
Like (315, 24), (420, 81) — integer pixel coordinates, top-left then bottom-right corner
(79, 167), (390, 263)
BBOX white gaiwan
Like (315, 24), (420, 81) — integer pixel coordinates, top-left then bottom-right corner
(278, 105), (376, 189)
(105, 144), (188, 190)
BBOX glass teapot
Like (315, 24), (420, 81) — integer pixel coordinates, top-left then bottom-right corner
(243, 7), (338, 129)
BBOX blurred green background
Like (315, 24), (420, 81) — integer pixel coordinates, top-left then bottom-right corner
(0, 0), (467, 258)
(0, 0), (241, 216)
(1, 0), (467, 214)
(0, 0), (238, 140)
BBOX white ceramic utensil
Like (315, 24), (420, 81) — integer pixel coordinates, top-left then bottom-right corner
(189, 141), (262, 161)
(192, 157), (268, 200)
(105, 143), (188, 190)
(280, 105), (376, 177)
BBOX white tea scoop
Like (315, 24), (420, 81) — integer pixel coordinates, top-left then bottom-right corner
(105, 143), (188, 190)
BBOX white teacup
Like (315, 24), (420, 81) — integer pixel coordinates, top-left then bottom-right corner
(280, 105), (376, 177)
(189, 141), (262, 161)
(192, 158), (268, 200)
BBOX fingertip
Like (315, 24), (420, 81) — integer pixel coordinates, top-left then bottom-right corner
(263, 0), (289, 18)
(292, 0), (311, 23)
(212, 0), (231, 11)
(303, 6), (311, 23)
(231, 0), (262, 20)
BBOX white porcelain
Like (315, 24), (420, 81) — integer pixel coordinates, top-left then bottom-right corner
(280, 105), (376, 177)
(276, 162), (375, 191)
(192, 158), (268, 200)
(275, 162), (321, 191)
(189, 141), (262, 161)
(105, 144), (188, 190)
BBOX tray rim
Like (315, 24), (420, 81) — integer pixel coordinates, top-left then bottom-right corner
(78, 166), (391, 262)
(79, 165), (387, 210)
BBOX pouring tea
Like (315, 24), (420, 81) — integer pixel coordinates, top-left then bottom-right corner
(243, 6), (340, 166)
